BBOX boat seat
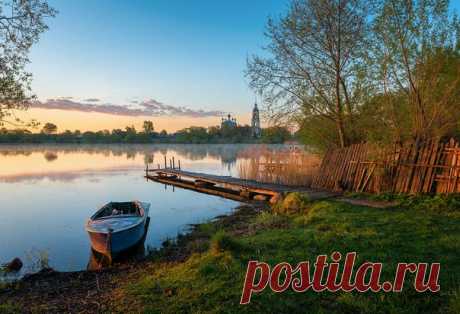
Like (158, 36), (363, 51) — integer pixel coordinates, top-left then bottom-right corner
(95, 202), (141, 219)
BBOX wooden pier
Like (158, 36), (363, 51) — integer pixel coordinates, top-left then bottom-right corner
(145, 162), (337, 203)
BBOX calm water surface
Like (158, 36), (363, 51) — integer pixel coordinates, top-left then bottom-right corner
(0, 144), (257, 279)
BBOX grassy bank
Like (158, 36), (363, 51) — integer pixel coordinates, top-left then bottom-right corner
(1, 198), (460, 313)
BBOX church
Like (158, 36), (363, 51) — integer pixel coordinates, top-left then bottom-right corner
(251, 101), (261, 138)
(220, 101), (261, 138)
(221, 114), (237, 128)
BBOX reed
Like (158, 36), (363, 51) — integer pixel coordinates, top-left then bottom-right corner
(237, 145), (321, 187)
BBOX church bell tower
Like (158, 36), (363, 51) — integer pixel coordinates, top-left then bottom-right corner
(251, 101), (261, 138)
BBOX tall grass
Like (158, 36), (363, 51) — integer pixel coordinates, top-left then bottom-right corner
(237, 145), (321, 186)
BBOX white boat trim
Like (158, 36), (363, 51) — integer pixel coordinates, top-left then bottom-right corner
(85, 202), (150, 234)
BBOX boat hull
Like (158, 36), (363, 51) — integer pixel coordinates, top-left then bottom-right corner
(87, 220), (147, 255)
(86, 201), (150, 256)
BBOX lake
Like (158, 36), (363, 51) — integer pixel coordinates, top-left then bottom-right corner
(0, 144), (261, 279)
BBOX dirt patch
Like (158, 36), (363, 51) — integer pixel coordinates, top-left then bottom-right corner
(0, 267), (127, 313)
(337, 197), (400, 209)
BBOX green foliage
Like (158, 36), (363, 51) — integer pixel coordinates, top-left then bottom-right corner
(41, 122), (57, 134)
(195, 222), (218, 237)
(273, 192), (310, 214)
(0, 0), (57, 126)
(209, 231), (240, 255)
(448, 288), (460, 314)
(249, 0), (460, 150)
(198, 252), (235, 278)
(125, 199), (460, 313)
(297, 115), (344, 152)
(252, 211), (290, 229)
(142, 120), (154, 134)
(260, 126), (292, 144)
(0, 302), (20, 314)
(400, 194), (460, 212)
(247, 0), (370, 149)
(349, 192), (460, 212)
(292, 201), (332, 226)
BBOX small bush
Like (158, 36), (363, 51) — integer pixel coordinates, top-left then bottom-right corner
(209, 231), (239, 254)
(273, 192), (310, 214)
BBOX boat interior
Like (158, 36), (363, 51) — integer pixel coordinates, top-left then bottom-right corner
(93, 202), (143, 219)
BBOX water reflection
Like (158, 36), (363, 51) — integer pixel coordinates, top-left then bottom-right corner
(44, 151), (58, 162)
(0, 144), (254, 160)
(0, 144), (252, 276)
(0, 144), (259, 183)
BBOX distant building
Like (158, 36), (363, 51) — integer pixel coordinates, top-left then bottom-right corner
(251, 101), (261, 138)
(221, 114), (237, 128)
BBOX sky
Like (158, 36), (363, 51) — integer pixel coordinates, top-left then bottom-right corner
(20, 0), (460, 132)
(23, 0), (289, 132)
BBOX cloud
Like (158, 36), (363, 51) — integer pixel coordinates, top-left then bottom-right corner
(32, 98), (225, 118)
(0, 166), (139, 183)
(82, 98), (100, 102)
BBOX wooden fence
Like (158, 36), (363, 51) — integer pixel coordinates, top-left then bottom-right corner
(312, 138), (460, 194)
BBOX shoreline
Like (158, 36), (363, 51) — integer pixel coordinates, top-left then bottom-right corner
(0, 203), (264, 313)
(1, 197), (459, 313)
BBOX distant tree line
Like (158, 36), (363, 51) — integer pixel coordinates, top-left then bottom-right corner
(0, 121), (293, 144)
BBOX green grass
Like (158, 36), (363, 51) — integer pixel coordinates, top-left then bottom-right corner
(125, 199), (460, 313)
(0, 302), (20, 314)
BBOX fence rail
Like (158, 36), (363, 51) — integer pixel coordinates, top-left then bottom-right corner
(312, 138), (460, 194)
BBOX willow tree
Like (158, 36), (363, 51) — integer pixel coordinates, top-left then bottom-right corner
(247, 0), (371, 149)
(0, 0), (56, 126)
(369, 0), (460, 143)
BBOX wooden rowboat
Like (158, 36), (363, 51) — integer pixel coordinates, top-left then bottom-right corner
(86, 201), (150, 256)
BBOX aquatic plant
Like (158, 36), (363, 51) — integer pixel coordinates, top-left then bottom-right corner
(237, 145), (320, 186)
(24, 249), (50, 273)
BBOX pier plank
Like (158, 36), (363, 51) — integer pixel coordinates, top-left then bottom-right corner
(146, 168), (339, 202)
